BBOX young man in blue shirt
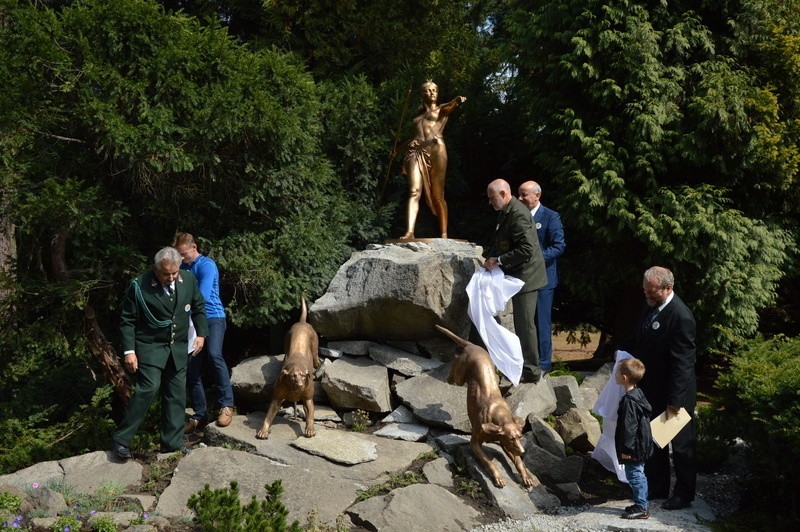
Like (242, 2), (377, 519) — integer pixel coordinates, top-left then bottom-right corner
(174, 232), (235, 431)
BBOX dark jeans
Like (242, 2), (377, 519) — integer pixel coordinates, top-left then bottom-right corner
(187, 318), (233, 420)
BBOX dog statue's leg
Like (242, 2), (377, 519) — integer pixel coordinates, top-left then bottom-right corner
(256, 398), (282, 439)
(302, 397), (316, 437)
(506, 452), (534, 488)
(471, 438), (506, 488)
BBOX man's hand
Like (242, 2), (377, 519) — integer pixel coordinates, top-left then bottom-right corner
(666, 404), (680, 418)
(191, 336), (205, 356)
(124, 353), (138, 373)
(483, 257), (499, 270)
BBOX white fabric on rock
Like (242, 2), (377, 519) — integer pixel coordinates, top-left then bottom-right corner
(466, 268), (525, 385)
(590, 350), (634, 483)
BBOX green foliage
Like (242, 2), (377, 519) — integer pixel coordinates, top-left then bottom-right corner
(0, 492), (22, 513)
(694, 405), (733, 473)
(456, 479), (481, 499)
(548, 361), (584, 384)
(348, 409), (371, 433)
(504, 0), (798, 352)
(187, 480), (301, 532)
(50, 513), (82, 532)
(355, 471), (423, 502)
(0, 385), (115, 475)
(90, 514), (118, 532)
(713, 335), (800, 502)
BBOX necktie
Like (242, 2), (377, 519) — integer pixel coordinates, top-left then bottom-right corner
(166, 285), (174, 298)
(642, 307), (658, 332)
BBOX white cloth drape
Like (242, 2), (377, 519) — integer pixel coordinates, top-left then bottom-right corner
(590, 350), (634, 483)
(466, 268), (525, 385)
(187, 318), (197, 354)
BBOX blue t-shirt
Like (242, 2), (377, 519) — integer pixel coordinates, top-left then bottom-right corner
(181, 255), (226, 319)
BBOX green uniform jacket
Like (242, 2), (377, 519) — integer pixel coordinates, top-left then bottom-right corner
(487, 197), (547, 294)
(120, 269), (208, 370)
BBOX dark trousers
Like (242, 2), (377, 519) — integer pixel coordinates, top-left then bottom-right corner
(536, 287), (555, 371)
(512, 289), (540, 379)
(113, 352), (186, 452)
(187, 317), (233, 420)
(646, 418), (697, 500)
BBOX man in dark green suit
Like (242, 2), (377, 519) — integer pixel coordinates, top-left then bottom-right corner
(485, 179), (547, 383)
(112, 247), (208, 460)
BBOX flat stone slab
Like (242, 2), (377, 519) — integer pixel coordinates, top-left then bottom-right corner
(373, 423), (429, 442)
(155, 446), (358, 526)
(203, 413), (432, 484)
(368, 343), (442, 376)
(0, 451), (142, 495)
(347, 483), (480, 531)
(290, 428), (378, 465)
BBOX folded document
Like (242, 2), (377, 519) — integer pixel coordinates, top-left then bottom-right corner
(650, 407), (691, 448)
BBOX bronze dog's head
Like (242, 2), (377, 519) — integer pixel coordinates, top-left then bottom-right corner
(483, 417), (526, 456)
(281, 362), (312, 390)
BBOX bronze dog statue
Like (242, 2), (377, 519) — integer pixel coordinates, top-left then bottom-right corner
(436, 325), (534, 488)
(257, 296), (320, 439)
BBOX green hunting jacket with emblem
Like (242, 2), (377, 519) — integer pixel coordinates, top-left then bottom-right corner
(120, 269), (208, 370)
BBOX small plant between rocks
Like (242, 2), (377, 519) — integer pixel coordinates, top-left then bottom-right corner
(186, 479), (301, 531)
(354, 471), (423, 502)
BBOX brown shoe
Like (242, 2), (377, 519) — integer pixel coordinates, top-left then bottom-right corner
(217, 406), (234, 427)
(184, 417), (208, 434)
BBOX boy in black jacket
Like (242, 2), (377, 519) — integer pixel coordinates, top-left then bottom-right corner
(615, 357), (654, 519)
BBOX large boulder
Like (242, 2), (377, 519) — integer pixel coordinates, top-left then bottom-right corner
(309, 240), (483, 340)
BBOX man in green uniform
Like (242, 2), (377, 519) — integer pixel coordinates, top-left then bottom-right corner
(484, 179), (547, 383)
(112, 247), (208, 460)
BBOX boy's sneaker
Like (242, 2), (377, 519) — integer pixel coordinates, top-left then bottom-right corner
(621, 505), (649, 519)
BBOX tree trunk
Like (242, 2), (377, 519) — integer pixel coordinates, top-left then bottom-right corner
(0, 190), (16, 316)
(50, 228), (133, 403)
(85, 305), (132, 406)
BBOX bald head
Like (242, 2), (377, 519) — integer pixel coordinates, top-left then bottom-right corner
(518, 181), (541, 210)
(487, 179), (512, 211)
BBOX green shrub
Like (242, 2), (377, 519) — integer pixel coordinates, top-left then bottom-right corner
(713, 335), (800, 505)
(90, 514), (118, 532)
(187, 480), (301, 532)
(0, 492), (22, 513)
(694, 405), (732, 473)
(50, 513), (81, 532)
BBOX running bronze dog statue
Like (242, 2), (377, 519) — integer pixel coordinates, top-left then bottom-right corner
(257, 296), (320, 439)
(436, 325), (534, 488)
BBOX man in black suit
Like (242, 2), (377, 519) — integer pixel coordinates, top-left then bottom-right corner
(620, 266), (697, 510)
(484, 179), (548, 383)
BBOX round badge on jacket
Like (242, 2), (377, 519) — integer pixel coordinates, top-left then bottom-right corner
(652, 321), (660, 330)
(184, 304), (191, 312)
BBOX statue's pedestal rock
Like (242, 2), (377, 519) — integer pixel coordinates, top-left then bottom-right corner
(309, 240), (483, 341)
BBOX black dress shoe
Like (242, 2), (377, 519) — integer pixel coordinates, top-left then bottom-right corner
(662, 495), (692, 510)
(112, 442), (132, 461)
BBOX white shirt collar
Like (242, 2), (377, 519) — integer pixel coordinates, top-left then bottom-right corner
(530, 204), (541, 217)
(657, 291), (674, 312)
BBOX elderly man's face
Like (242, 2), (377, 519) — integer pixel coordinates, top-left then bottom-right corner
(487, 188), (507, 211)
(518, 187), (540, 210)
(154, 260), (180, 286)
(643, 277), (671, 307)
